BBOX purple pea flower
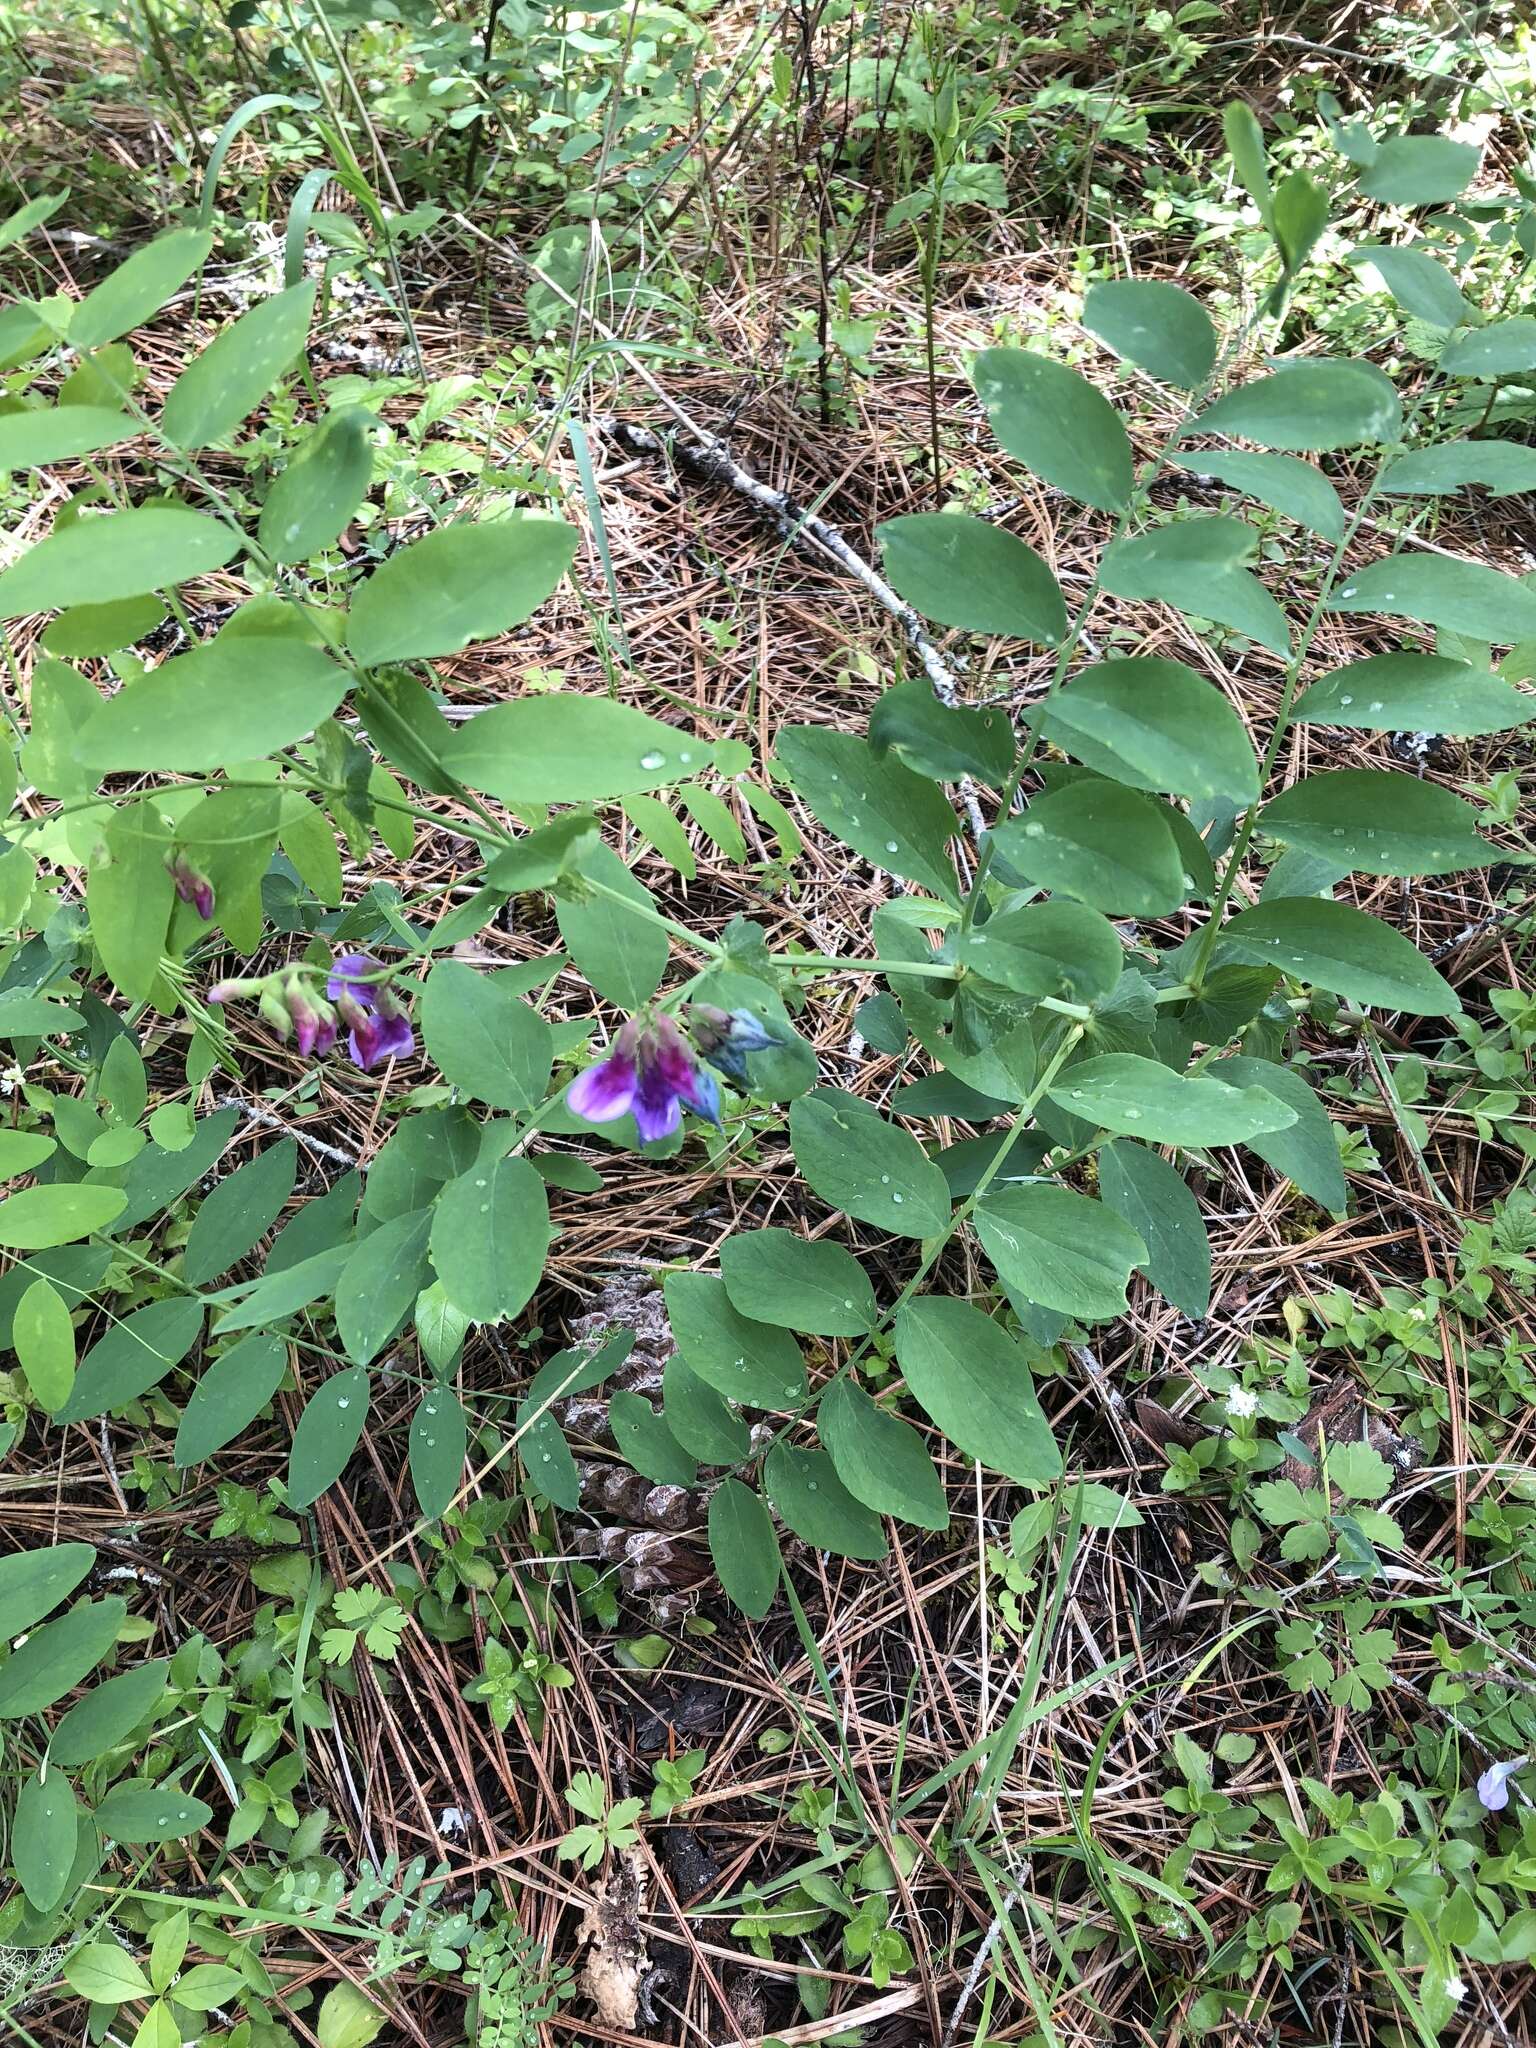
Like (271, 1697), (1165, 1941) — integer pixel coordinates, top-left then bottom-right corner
(569, 1014), (721, 1144)
(209, 968), (339, 1056)
(687, 1002), (783, 1086)
(287, 983), (339, 1059)
(167, 852), (215, 921)
(1477, 1758), (1524, 1811)
(328, 952), (415, 1072)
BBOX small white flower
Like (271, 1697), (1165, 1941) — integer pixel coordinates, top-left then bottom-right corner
(1443, 1975), (1466, 2004)
(1226, 1386), (1260, 1419)
(437, 1806), (468, 1838)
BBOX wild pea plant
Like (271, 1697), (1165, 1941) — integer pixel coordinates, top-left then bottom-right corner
(0, 96), (1532, 2003)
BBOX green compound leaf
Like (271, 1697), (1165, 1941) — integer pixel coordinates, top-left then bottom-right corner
(1223, 102), (1272, 225)
(259, 407), (375, 563)
(0, 1187), (125, 1245)
(789, 1087), (953, 1239)
(1380, 439), (1536, 498)
(79, 631), (349, 775)
(1358, 133), (1479, 207)
(893, 1298), (1061, 1486)
(610, 1390), (698, 1486)
(87, 799), (172, 1003)
(92, 1781), (212, 1844)
(1440, 317), (1536, 379)
(64, 1946), (152, 2005)
(867, 682), (1015, 784)
(972, 346), (1134, 510)
(335, 1208), (433, 1365)
(1351, 244), (1473, 329)
(662, 1353), (751, 1464)
(0, 405), (139, 472)
(70, 226), (212, 350)
(12, 1278), (77, 1412)
(554, 842), (668, 1010)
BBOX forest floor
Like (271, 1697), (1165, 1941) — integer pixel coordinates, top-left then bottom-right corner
(4, 4), (1536, 2047)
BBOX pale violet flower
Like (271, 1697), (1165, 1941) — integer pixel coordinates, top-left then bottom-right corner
(1476, 1758), (1525, 1811)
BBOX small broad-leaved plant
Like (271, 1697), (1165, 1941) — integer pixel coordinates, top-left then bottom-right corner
(0, 97), (1530, 1978)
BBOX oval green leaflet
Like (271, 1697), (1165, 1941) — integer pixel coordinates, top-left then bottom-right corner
(971, 346), (1134, 511)
(288, 1367), (370, 1510)
(893, 1299), (1062, 1487)
(0, 1543), (95, 1638)
(409, 1386), (468, 1520)
(346, 515), (579, 668)
(0, 505), (238, 617)
(818, 1379), (948, 1531)
(0, 1597), (126, 1718)
(50, 1659), (170, 1766)
(706, 1479), (781, 1620)
(764, 1444), (886, 1561)
(788, 1087), (952, 1239)
(879, 512), (1068, 643)
(92, 1781), (213, 1843)
(720, 1228), (877, 1337)
(174, 1331), (288, 1467)
(13, 1769), (80, 1914)
(259, 406), (375, 563)
(161, 280), (316, 448)
(12, 1277), (76, 1412)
